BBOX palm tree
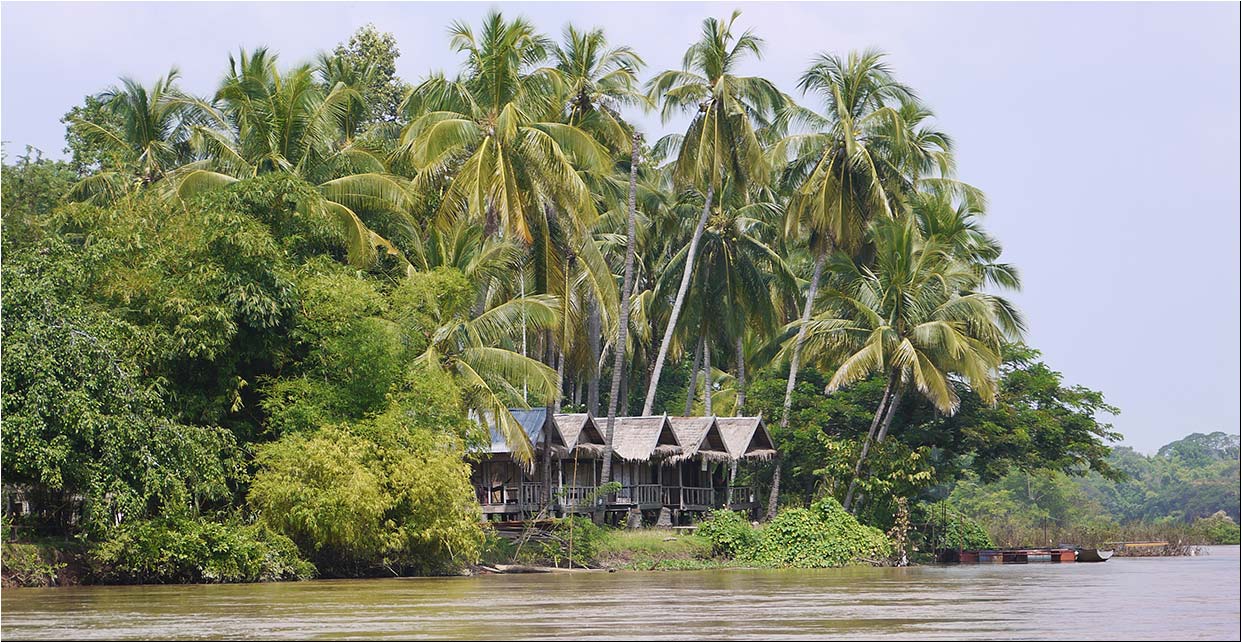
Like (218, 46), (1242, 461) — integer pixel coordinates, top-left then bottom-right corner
(766, 50), (944, 518)
(553, 25), (647, 151)
(660, 186), (795, 416)
(67, 69), (205, 202)
(792, 217), (1024, 511)
(411, 281), (562, 465)
(398, 12), (610, 244)
(399, 13), (618, 368)
(162, 48), (419, 273)
(641, 10), (783, 415)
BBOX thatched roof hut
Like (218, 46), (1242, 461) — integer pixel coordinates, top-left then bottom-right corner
(668, 416), (732, 462)
(554, 413), (606, 458)
(610, 416), (683, 461)
(486, 408), (568, 457)
(717, 416), (777, 460)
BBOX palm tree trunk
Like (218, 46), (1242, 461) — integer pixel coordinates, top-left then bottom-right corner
(642, 185), (714, 415)
(779, 252), (827, 429)
(701, 336), (712, 416)
(601, 133), (641, 490)
(554, 348), (565, 413)
(735, 336), (746, 415)
(684, 340), (703, 416)
(765, 460), (782, 521)
(587, 301), (601, 415)
(843, 376), (899, 513)
(875, 383), (904, 444)
(768, 252), (826, 520)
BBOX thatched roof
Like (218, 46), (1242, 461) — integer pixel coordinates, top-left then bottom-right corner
(668, 417), (732, 462)
(555, 413), (606, 458)
(717, 416), (777, 460)
(610, 416), (683, 461)
(486, 408), (567, 456)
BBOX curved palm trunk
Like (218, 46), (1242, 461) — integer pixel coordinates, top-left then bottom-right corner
(767, 252), (827, 520)
(684, 340), (704, 416)
(701, 336), (713, 416)
(587, 301), (601, 415)
(735, 336), (746, 415)
(600, 135), (641, 490)
(843, 376), (900, 513)
(779, 252), (827, 426)
(642, 186), (714, 415)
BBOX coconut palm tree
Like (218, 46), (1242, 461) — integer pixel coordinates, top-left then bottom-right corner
(553, 25), (647, 152)
(412, 284), (562, 466)
(158, 48), (419, 274)
(792, 217), (1024, 511)
(766, 50), (949, 518)
(661, 186), (796, 416)
(67, 69), (206, 202)
(641, 10), (783, 415)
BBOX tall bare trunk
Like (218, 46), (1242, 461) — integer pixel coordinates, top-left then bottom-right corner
(735, 336), (746, 415)
(768, 252), (827, 520)
(779, 252), (827, 428)
(875, 384), (903, 444)
(684, 340), (703, 416)
(642, 185), (715, 415)
(843, 376), (899, 512)
(601, 134), (641, 489)
(587, 301), (601, 415)
(702, 336), (713, 416)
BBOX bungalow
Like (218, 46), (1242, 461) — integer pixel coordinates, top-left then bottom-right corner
(664, 417), (732, 513)
(605, 415), (683, 512)
(717, 416), (776, 515)
(468, 410), (773, 523)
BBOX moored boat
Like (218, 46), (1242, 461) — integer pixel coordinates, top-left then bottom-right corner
(1076, 548), (1115, 562)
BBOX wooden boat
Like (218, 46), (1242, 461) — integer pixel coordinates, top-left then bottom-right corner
(1076, 548), (1114, 562)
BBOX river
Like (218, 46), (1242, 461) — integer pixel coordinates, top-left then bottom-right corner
(3, 546), (1238, 640)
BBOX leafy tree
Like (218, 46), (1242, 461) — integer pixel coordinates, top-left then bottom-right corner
(330, 24), (411, 125)
(2, 238), (238, 535)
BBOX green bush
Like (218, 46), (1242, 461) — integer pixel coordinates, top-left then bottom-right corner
(914, 501), (994, 551)
(696, 509), (758, 558)
(530, 517), (605, 568)
(1193, 511), (1241, 545)
(1, 543), (66, 587)
(742, 497), (891, 568)
(88, 517), (314, 584)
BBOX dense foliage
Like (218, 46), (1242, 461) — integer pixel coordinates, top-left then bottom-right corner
(88, 517), (313, 584)
(946, 432), (1241, 547)
(741, 498), (892, 568)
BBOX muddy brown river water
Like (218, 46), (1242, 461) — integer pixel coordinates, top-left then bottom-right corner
(2, 546), (1238, 640)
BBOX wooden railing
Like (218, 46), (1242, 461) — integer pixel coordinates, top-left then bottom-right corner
(520, 483), (545, 506)
(610, 484), (660, 506)
(681, 486), (716, 507)
(727, 486), (755, 505)
(557, 485), (596, 508)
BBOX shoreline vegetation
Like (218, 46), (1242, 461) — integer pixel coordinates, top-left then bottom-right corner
(2, 13), (1238, 589)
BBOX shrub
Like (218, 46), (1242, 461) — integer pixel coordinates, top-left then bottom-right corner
(88, 516), (314, 584)
(742, 497), (891, 568)
(1, 543), (66, 587)
(530, 517), (606, 568)
(1193, 511), (1241, 545)
(914, 501), (994, 551)
(696, 509), (757, 558)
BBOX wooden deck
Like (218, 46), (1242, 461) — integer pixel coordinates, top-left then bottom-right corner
(477, 482), (759, 517)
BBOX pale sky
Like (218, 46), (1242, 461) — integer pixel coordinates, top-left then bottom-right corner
(2, 2), (1238, 453)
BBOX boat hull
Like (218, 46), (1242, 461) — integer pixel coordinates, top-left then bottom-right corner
(1076, 548), (1115, 562)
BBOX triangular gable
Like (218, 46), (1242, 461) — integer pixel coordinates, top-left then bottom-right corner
(488, 408), (566, 454)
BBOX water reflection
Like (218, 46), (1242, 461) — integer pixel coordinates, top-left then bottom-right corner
(3, 546), (1238, 640)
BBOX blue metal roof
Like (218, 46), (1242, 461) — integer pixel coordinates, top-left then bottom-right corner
(488, 408), (563, 454)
